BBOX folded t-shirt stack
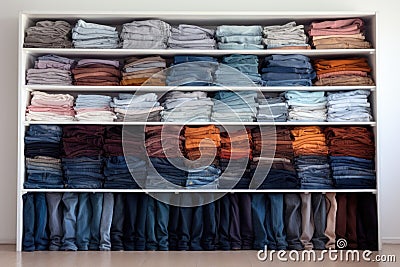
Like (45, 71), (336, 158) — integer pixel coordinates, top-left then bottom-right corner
(62, 125), (105, 189)
(256, 93), (288, 122)
(166, 56), (218, 86)
(103, 126), (147, 189)
(120, 56), (166, 86)
(72, 19), (119, 49)
(261, 54), (316, 86)
(24, 20), (72, 48)
(74, 94), (116, 121)
(216, 25), (263, 50)
(168, 24), (216, 49)
(327, 90), (372, 122)
(26, 55), (74, 85)
(215, 55), (262, 85)
(291, 126), (333, 189)
(262, 21), (310, 50)
(219, 128), (252, 189)
(26, 91), (75, 121)
(251, 127), (298, 189)
(285, 91), (327, 122)
(212, 91), (258, 122)
(121, 20), (171, 49)
(111, 93), (163, 122)
(313, 57), (375, 86)
(24, 125), (64, 189)
(161, 91), (213, 122)
(325, 127), (375, 189)
(72, 59), (121, 86)
(308, 18), (371, 49)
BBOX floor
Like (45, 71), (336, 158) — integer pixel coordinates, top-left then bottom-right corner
(1, 244), (399, 267)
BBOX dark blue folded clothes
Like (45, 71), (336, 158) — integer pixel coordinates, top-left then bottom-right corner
(62, 156), (104, 189)
(25, 125), (63, 158)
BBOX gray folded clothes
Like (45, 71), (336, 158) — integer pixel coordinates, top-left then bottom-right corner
(217, 43), (264, 49)
(73, 38), (119, 49)
(168, 44), (216, 49)
(75, 111), (116, 122)
(76, 59), (120, 68)
(122, 20), (171, 35)
(167, 38), (216, 46)
(74, 19), (116, 31)
(26, 20), (71, 35)
(172, 24), (214, 36)
(122, 39), (167, 49)
(24, 20), (72, 48)
(163, 99), (214, 109)
(72, 31), (119, 40)
(114, 106), (163, 114)
(263, 22), (306, 33)
(216, 25), (263, 36)
(218, 35), (262, 44)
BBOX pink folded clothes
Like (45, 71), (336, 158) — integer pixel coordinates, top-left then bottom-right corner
(317, 70), (368, 79)
(30, 91), (74, 107)
(75, 107), (113, 113)
(34, 60), (72, 70)
(76, 59), (120, 68)
(310, 18), (364, 30)
(26, 106), (76, 116)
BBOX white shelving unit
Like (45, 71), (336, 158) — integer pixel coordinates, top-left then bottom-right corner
(17, 11), (380, 252)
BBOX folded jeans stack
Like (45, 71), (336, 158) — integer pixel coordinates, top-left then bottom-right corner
(251, 127), (298, 189)
(263, 21), (309, 50)
(62, 125), (105, 189)
(148, 157), (187, 188)
(24, 20), (72, 48)
(26, 91), (75, 121)
(285, 91), (327, 122)
(261, 54), (316, 86)
(161, 91), (213, 122)
(168, 24), (216, 49)
(120, 56), (166, 86)
(24, 125), (64, 189)
(256, 93), (288, 122)
(216, 25), (263, 50)
(72, 59), (121, 86)
(111, 93), (163, 122)
(26, 55), (74, 85)
(215, 55), (262, 85)
(72, 19), (119, 49)
(308, 18), (371, 49)
(218, 128), (252, 189)
(325, 127), (375, 189)
(313, 57), (375, 86)
(74, 94), (116, 121)
(212, 91), (258, 122)
(327, 90), (372, 122)
(121, 20), (171, 49)
(186, 165), (221, 189)
(291, 126), (333, 189)
(166, 56), (218, 86)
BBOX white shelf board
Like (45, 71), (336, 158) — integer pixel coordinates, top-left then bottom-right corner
(22, 48), (376, 57)
(24, 121), (377, 126)
(24, 85), (377, 92)
(21, 189), (378, 194)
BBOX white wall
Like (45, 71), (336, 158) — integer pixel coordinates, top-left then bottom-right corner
(1, 0), (399, 244)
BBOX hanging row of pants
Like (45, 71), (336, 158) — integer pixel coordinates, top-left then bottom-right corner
(22, 192), (378, 252)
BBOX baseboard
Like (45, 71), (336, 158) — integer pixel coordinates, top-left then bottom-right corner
(382, 238), (400, 244)
(0, 239), (16, 245)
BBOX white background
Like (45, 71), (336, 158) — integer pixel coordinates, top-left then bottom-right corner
(0, 0), (399, 244)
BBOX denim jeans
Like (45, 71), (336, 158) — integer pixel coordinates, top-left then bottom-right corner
(202, 200), (217, 250)
(146, 195), (170, 250)
(46, 193), (63, 251)
(229, 193), (253, 249)
(76, 193), (103, 251)
(23, 193), (48, 251)
(252, 193), (287, 250)
(284, 194), (303, 250)
(99, 193), (114, 251)
(216, 195), (230, 250)
(61, 192), (78, 251)
(124, 193), (148, 251)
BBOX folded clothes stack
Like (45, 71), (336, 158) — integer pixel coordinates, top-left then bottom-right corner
(313, 57), (375, 86)
(261, 54), (316, 86)
(216, 25), (263, 50)
(72, 19), (119, 49)
(218, 127), (252, 189)
(24, 125), (64, 189)
(62, 125), (105, 189)
(166, 56), (218, 86)
(168, 24), (216, 49)
(72, 59), (121, 86)
(215, 55), (262, 85)
(111, 93), (163, 122)
(74, 94), (116, 121)
(327, 90), (372, 122)
(285, 91), (327, 122)
(120, 56), (166, 86)
(26, 91), (75, 121)
(291, 126), (333, 189)
(325, 127), (375, 189)
(161, 91), (213, 122)
(121, 20), (171, 49)
(26, 55), (74, 85)
(251, 127), (298, 189)
(308, 18), (371, 49)
(263, 21), (310, 50)
(212, 91), (258, 122)
(24, 20), (72, 48)
(184, 125), (221, 161)
(256, 93), (288, 122)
